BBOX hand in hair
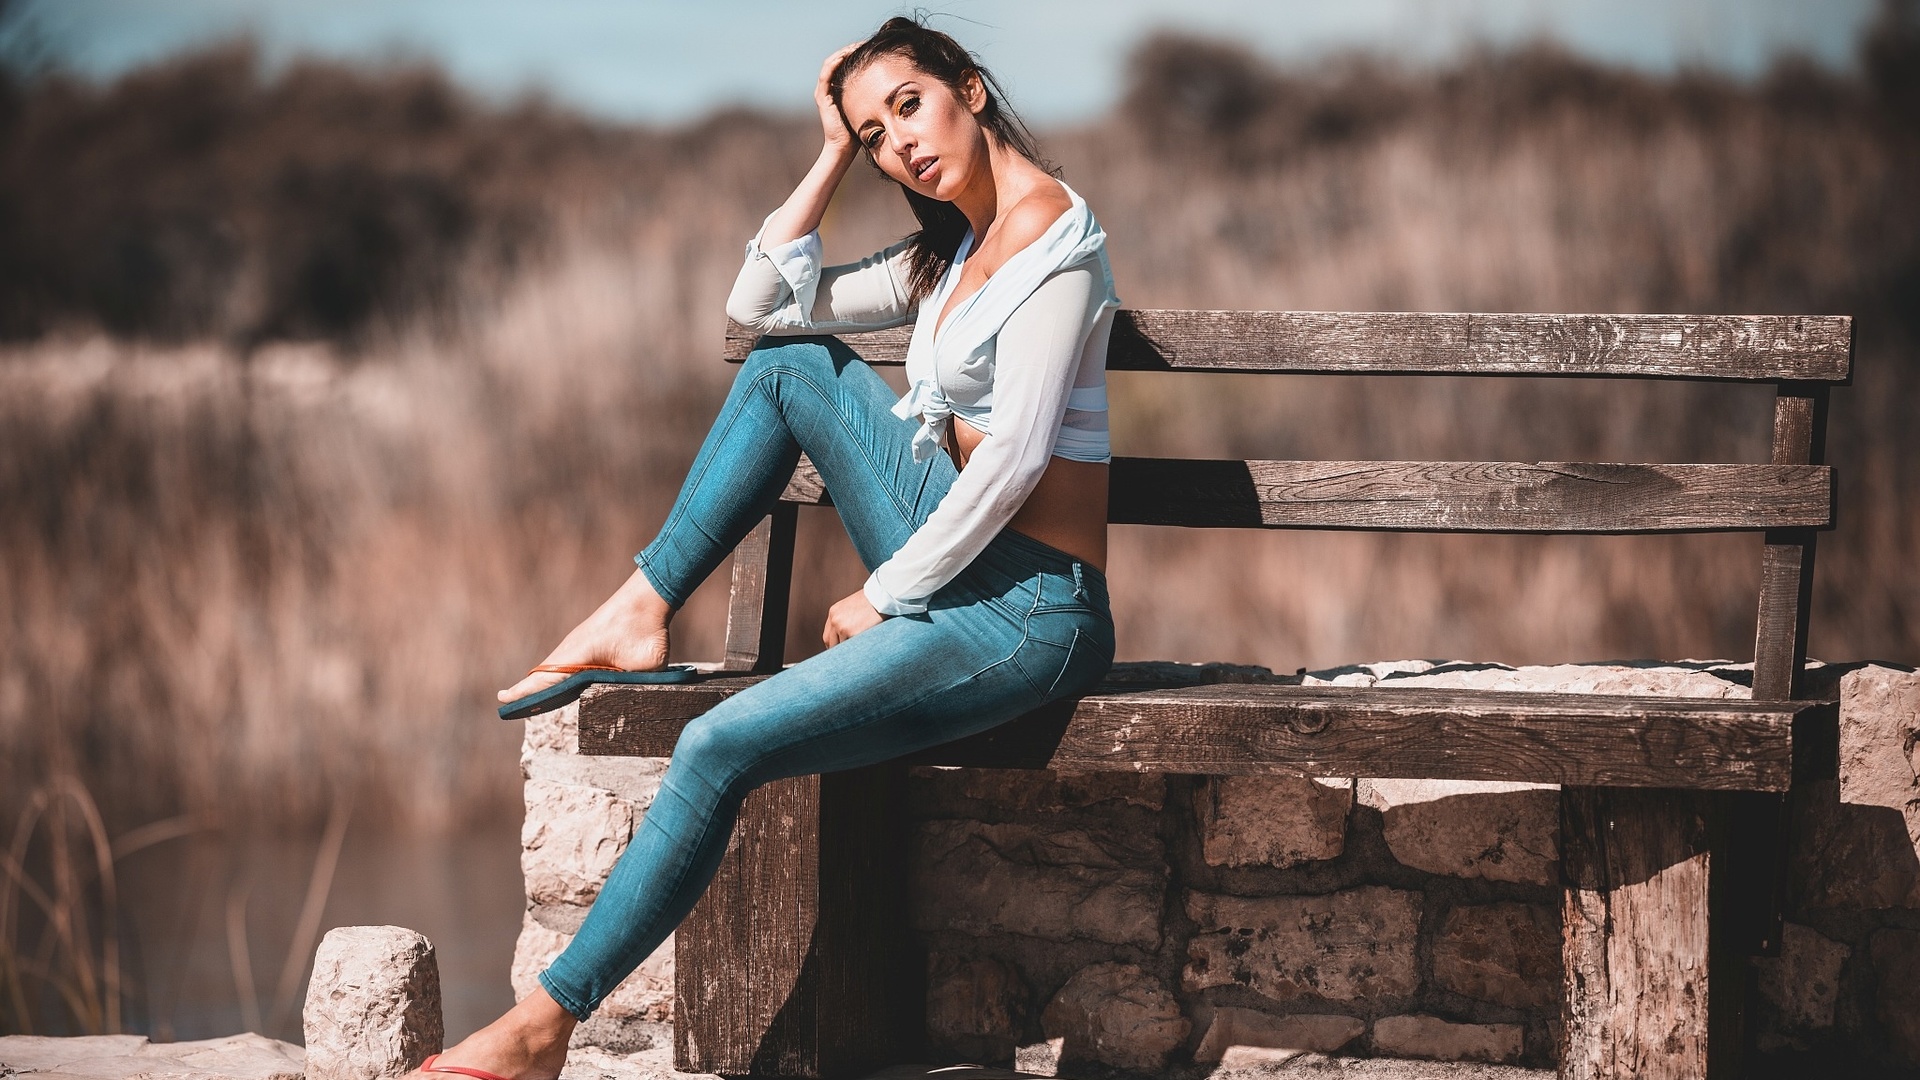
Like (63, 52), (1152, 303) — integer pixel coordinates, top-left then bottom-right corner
(817, 43), (864, 158)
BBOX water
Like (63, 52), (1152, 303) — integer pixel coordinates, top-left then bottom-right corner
(112, 819), (525, 1045)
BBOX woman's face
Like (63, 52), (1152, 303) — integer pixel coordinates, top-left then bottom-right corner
(838, 52), (987, 201)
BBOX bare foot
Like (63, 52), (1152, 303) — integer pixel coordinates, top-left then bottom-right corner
(499, 565), (675, 704)
(415, 986), (575, 1080)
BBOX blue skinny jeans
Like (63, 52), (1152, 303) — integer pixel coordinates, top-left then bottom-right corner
(538, 337), (1115, 1020)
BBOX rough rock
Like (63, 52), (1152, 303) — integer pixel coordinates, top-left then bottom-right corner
(1431, 902), (1559, 1009)
(1013, 1038), (1064, 1077)
(1839, 665), (1920, 812)
(0, 1034), (304, 1080)
(302, 926), (442, 1080)
(511, 912), (674, 1031)
(1357, 780), (1557, 886)
(1839, 666), (1920, 906)
(1752, 921), (1849, 1031)
(926, 953), (1029, 1062)
(909, 767), (1166, 815)
(1871, 928), (1920, 1065)
(1788, 776), (1920, 911)
(1370, 1015), (1524, 1064)
(1309, 659), (1755, 698)
(521, 702), (579, 757)
(523, 752), (668, 804)
(912, 819), (1164, 948)
(1186, 887), (1422, 1004)
(1040, 963), (1190, 1072)
(1196, 775), (1352, 868)
(1193, 1007), (1365, 1063)
(522, 778), (636, 907)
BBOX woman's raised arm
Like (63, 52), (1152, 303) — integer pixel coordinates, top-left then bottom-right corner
(759, 44), (862, 247)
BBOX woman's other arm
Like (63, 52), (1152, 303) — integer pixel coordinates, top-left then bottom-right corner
(725, 44), (917, 336)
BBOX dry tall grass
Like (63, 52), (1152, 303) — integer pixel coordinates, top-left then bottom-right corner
(2, 15), (1917, 842)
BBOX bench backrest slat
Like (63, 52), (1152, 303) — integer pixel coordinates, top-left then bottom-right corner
(727, 311), (1853, 382)
(779, 457), (1832, 534)
(723, 309), (1849, 696)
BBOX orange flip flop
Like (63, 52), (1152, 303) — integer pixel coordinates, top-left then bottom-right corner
(418, 1054), (519, 1080)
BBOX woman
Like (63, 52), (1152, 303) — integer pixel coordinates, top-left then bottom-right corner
(418, 17), (1119, 1080)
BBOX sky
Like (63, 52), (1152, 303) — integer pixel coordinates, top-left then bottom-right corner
(1, 0), (1885, 127)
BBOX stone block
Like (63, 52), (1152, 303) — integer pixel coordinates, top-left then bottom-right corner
(0, 1034), (307, 1080)
(1013, 1037), (1064, 1077)
(1371, 1014), (1525, 1064)
(523, 752), (667, 805)
(1193, 1006), (1364, 1063)
(926, 953), (1029, 1062)
(1358, 779), (1558, 885)
(1432, 902), (1560, 1009)
(1185, 887), (1422, 1004)
(521, 701), (579, 757)
(1752, 921), (1849, 1031)
(1788, 776), (1920, 911)
(522, 778), (636, 906)
(303, 925), (443, 1080)
(1871, 928), (1920, 1065)
(909, 767), (1166, 815)
(1040, 963), (1189, 1073)
(1839, 665), (1920, 813)
(912, 819), (1164, 948)
(1195, 775), (1352, 868)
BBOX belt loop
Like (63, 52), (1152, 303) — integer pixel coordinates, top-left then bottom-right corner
(1072, 561), (1087, 601)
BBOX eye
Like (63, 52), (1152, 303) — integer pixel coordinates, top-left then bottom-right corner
(863, 127), (884, 149)
(899, 95), (919, 116)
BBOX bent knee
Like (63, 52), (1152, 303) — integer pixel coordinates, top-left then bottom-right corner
(741, 337), (846, 383)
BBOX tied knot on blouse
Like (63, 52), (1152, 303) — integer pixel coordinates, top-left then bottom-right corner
(894, 193), (1115, 463)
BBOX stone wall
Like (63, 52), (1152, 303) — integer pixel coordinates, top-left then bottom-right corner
(511, 660), (1920, 1073)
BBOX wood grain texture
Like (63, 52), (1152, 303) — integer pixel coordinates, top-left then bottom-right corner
(673, 767), (918, 1076)
(580, 680), (1808, 791)
(721, 504), (796, 673)
(1106, 459), (1832, 533)
(1561, 788), (1742, 1079)
(728, 311), (1853, 381)
(784, 456), (1832, 534)
(1751, 385), (1830, 701)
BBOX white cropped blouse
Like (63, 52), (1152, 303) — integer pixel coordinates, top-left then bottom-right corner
(722, 180), (1120, 617)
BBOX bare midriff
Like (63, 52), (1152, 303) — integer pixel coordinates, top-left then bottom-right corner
(947, 416), (1108, 573)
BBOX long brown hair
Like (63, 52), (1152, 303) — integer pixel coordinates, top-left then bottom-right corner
(828, 16), (1056, 301)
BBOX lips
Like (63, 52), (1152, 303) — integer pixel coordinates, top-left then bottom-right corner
(911, 155), (938, 182)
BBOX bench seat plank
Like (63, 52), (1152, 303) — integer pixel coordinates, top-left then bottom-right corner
(728, 311), (1852, 382)
(577, 676), (1812, 792)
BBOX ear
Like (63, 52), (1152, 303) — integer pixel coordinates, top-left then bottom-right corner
(962, 70), (987, 115)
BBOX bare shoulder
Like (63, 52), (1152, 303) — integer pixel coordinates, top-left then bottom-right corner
(981, 181), (1073, 269)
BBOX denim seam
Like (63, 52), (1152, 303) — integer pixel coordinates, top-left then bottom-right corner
(745, 360), (923, 541)
(639, 374), (764, 607)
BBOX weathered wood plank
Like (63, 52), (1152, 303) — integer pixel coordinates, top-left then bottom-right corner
(728, 311), (1853, 381)
(580, 680), (1808, 791)
(782, 456), (1831, 534)
(1752, 385), (1830, 701)
(1561, 788), (1743, 1079)
(721, 504), (796, 673)
(674, 767), (917, 1076)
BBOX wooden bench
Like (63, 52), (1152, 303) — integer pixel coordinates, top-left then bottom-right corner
(577, 310), (1850, 1079)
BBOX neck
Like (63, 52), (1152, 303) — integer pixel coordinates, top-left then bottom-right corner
(950, 134), (1035, 243)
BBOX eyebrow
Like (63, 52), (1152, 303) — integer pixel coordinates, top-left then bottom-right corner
(858, 82), (915, 131)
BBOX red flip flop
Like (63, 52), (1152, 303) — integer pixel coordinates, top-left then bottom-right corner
(418, 1054), (520, 1080)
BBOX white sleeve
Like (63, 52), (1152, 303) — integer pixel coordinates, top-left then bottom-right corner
(861, 263), (1102, 616)
(724, 211), (916, 334)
